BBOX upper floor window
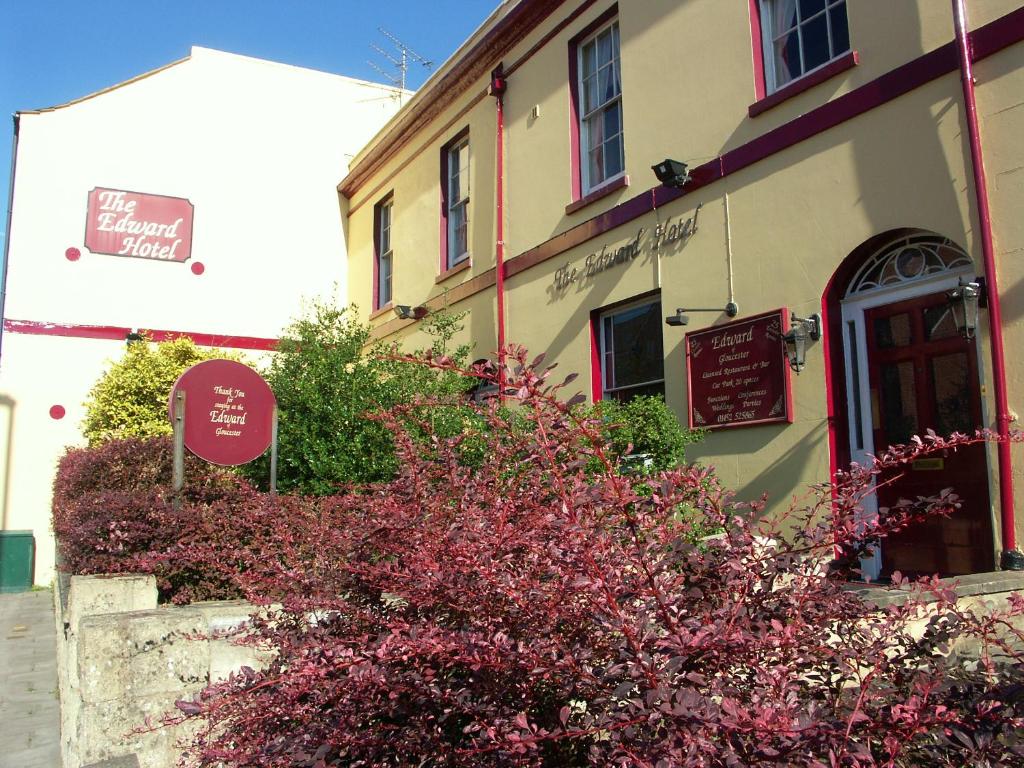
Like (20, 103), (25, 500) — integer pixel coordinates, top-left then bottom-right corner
(760, 0), (850, 92)
(442, 134), (470, 270)
(578, 19), (624, 193)
(599, 298), (664, 402)
(374, 196), (393, 310)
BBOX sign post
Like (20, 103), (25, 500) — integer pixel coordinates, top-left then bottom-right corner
(172, 390), (186, 509)
(269, 405), (279, 496)
(685, 309), (793, 430)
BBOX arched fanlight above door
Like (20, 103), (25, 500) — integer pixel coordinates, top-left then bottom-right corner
(846, 235), (972, 297)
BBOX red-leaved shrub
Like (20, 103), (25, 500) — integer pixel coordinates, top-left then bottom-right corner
(162, 348), (1024, 766)
(52, 436), (256, 603)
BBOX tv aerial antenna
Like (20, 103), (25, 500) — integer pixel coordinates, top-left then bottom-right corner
(368, 27), (433, 91)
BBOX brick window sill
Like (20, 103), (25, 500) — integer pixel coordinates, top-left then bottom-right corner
(749, 50), (860, 118)
(436, 259), (471, 284)
(565, 174), (629, 215)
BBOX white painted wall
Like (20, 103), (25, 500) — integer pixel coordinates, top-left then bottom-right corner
(0, 47), (405, 584)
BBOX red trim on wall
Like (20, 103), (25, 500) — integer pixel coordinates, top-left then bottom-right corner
(973, 4), (1024, 58)
(567, 3), (619, 204)
(492, 66), (509, 397)
(952, 0), (1016, 557)
(589, 307), (602, 403)
(2, 319), (279, 351)
(748, 0), (767, 102)
(748, 50), (860, 118)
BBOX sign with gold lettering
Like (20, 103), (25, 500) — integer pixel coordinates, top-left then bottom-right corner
(168, 360), (275, 466)
(685, 309), (792, 430)
(85, 187), (194, 262)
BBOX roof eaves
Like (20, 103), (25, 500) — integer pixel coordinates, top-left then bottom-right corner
(19, 55), (191, 115)
(339, 0), (566, 198)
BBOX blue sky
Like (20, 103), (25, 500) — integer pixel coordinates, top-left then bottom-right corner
(0, 0), (501, 253)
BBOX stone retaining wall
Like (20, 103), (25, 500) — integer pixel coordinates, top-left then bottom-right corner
(54, 574), (267, 768)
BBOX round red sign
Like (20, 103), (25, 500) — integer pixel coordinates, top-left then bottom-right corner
(168, 359), (276, 466)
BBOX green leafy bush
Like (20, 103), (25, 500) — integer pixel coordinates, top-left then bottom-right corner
(589, 395), (702, 473)
(241, 301), (472, 494)
(81, 336), (231, 445)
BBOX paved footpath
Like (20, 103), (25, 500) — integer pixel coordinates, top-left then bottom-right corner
(0, 590), (61, 768)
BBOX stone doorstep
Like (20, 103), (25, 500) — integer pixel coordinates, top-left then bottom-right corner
(846, 570), (1024, 608)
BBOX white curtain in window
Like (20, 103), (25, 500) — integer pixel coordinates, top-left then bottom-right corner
(772, 0), (799, 85)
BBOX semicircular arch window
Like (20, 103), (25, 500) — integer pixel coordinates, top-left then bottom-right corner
(845, 235), (972, 297)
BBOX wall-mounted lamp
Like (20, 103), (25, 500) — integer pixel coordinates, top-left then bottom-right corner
(782, 313), (821, 374)
(651, 158), (691, 189)
(946, 278), (984, 340)
(394, 305), (428, 321)
(125, 329), (144, 346)
(665, 302), (739, 327)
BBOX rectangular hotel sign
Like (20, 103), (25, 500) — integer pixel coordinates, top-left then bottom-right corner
(85, 188), (194, 262)
(685, 309), (792, 430)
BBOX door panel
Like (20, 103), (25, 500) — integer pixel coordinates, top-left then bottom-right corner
(864, 292), (994, 577)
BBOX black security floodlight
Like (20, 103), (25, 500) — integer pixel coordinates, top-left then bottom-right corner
(394, 305), (428, 321)
(652, 159), (691, 188)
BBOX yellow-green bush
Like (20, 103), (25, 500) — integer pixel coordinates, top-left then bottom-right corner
(81, 336), (236, 445)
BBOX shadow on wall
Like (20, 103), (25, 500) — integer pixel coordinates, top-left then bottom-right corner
(0, 393), (14, 531)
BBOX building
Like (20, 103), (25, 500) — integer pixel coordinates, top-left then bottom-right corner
(0, 47), (406, 584)
(341, 0), (1024, 581)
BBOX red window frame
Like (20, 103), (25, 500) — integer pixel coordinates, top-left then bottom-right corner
(439, 127), (471, 277)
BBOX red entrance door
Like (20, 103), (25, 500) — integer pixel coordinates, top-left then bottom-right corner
(864, 291), (994, 576)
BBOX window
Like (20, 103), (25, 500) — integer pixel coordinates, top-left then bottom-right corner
(373, 196), (393, 310)
(760, 0), (850, 92)
(576, 19), (624, 194)
(442, 134), (470, 271)
(599, 298), (665, 402)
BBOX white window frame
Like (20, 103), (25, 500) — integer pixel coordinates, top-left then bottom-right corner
(759, 0), (850, 93)
(599, 298), (665, 401)
(578, 19), (624, 194)
(376, 198), (393, 309)
(445, 136), (470, 269)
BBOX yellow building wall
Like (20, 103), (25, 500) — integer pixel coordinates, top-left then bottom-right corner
(343, 0), (1024, 548)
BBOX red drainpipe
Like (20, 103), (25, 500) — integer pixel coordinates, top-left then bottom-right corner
(490, 66), (508, 396)
(951, 0), (1021, 568)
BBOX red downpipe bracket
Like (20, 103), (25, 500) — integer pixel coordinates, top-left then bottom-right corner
(491, 66), (508, 397)
(952, 0), (1021, 567)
